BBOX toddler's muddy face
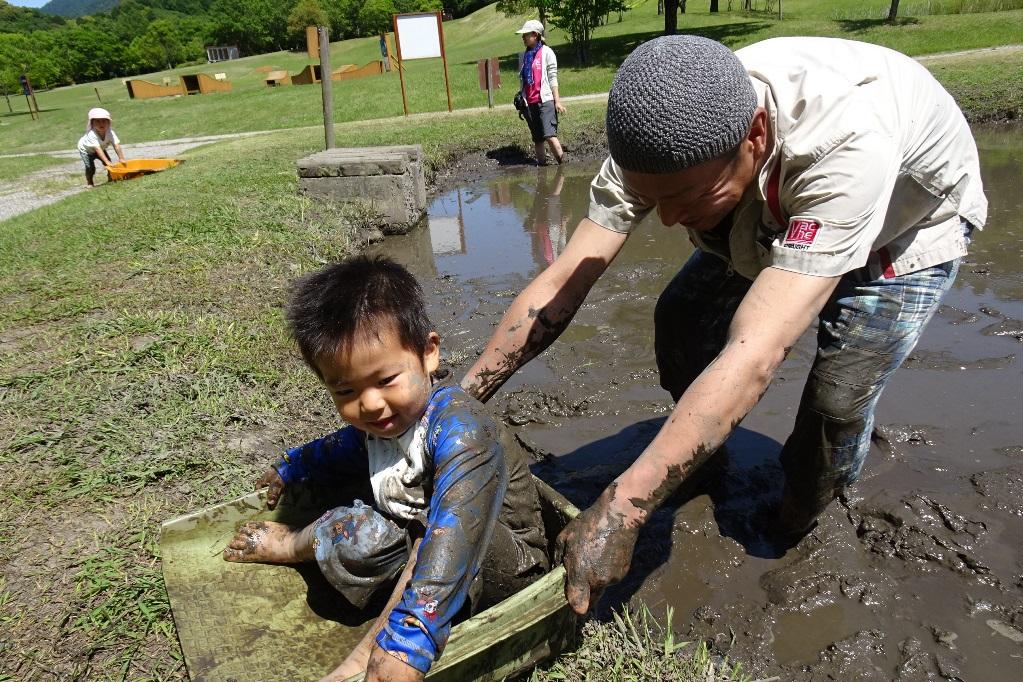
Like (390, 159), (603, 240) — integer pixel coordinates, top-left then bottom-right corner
(317, 324), (440, 439)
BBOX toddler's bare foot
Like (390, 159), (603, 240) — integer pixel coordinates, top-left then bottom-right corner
(223, 520), (315, 564)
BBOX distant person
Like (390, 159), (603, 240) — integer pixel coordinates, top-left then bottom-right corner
(222, 256), (549, 682)
(76, 107), (125, 188)
(461, 35), (987, 615)
(516, 20), (567, 166)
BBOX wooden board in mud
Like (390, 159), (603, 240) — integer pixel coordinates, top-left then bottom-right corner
(160, 476), (578, 681)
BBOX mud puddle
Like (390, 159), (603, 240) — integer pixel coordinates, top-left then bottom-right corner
(372, 128), (1023, 680)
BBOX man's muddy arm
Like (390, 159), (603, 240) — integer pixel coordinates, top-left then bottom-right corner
(461, 218), (628, 403)
(559, 266), (841, 614)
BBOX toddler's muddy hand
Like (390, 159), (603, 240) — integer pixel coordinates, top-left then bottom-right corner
(555, 486), (641, 616)
(256, 467), (285, 509)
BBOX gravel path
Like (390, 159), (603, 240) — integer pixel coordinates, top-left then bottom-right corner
(0, 132), (270, 223)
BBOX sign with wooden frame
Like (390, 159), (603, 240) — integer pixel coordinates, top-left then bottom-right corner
(392, 12), (452, 116)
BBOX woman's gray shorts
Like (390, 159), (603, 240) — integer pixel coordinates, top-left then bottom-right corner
(525, 101), (558, 143)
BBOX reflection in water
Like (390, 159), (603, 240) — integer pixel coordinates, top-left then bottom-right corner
(423, 166), (599, 281)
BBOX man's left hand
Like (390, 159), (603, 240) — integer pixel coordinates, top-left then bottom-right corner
(555, 484), (641, 615)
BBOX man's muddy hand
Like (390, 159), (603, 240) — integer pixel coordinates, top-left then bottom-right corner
(256, 467), (285, 510)
(555, 484), (641, 616)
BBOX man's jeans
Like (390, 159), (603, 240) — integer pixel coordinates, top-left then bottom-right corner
(654, 239), (963, 523)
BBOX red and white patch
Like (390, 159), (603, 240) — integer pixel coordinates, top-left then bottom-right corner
(782, 219), (821, 250)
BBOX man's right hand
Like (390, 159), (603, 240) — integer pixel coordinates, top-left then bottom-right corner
(256, 467), (285, 509)
(555, 484), (642, 615)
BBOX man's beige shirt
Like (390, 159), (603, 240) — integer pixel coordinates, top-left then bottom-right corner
(588, 37), (988, 280)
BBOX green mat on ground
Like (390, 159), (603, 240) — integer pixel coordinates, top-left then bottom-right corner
(161, 478), (580, 682)
(160, 488), (374, 681)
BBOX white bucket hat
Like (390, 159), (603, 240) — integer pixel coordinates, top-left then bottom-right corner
(86, 107), (111, 132)
(515, 20), (544, 36)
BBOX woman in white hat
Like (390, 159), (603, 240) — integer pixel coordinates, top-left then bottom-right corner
(516, 20), (567, 165)
(76, 107), (126, 188)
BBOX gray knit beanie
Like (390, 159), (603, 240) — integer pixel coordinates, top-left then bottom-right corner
(606, 35), (757, 173)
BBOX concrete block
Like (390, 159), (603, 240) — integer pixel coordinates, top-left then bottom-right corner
(296, 145), (426, 234)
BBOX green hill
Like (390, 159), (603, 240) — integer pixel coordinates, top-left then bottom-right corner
(39, 0), (117, 17)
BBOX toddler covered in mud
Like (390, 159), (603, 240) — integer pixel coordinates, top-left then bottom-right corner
(223, 256), (549, 682)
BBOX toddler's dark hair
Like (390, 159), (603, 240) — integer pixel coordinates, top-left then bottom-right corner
(286, 256), (434, 376)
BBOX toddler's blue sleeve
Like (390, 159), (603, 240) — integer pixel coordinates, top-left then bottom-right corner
(273, 425), (366, 485)
(375, 390), (507, 673)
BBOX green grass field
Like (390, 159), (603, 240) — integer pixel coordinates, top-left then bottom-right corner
(1, 0), (1021, 155)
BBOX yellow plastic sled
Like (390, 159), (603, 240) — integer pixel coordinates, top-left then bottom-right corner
(107, 158), (182, 181)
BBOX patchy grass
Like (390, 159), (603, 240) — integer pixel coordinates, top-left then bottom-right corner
(2, 1), (1022, 153)
(0, 102), (612, 681)
(926, 49), (1023, 121)
(529, 605), (750, 682)
(0, 154), (69, 181)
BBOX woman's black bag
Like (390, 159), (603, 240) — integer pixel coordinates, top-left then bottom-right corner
(513, 91), (528, 120)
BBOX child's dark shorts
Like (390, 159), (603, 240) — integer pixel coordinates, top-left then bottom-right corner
(312, 499), (546, 611)
(525, 101), (558, 143)
(80, 150), (101, 170)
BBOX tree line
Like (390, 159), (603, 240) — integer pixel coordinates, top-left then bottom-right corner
(0, 0), (491, 92)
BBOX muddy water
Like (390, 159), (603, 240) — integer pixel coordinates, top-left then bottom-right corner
(373, 129), (1023, 680)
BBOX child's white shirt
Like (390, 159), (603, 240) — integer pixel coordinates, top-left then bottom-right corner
(77, 128), (120, 154)
(365, 418), (429, 523)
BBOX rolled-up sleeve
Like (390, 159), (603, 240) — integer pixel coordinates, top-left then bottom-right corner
(376, 406), (506, 673)
(588, 156), (654, 234)
(771, 128), (898, 277)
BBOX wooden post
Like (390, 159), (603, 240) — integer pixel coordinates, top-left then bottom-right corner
(392, 15), (410, 117)
(20, 74), (38, 121)
(318, 26), (334, 149)
(436, 12), (453, 113)
(94, 86), (102, 102)
(485, 63), (494, 109)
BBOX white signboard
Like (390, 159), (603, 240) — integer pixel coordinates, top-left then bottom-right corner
(395, 13), (442, 60)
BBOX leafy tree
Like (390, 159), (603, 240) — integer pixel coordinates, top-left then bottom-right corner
(547, 0), (629, 64)
(126, 18), (201, 71)
(357, 0), (395, 35)
(496, 0), (552, 26)
(209, 0), (296, 54)
(0, 2), (65, 32)
(288, 0), (330, 46)
(323, 0), (363, 38)
(358, 0), (440, 36)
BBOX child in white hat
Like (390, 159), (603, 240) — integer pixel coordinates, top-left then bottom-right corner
(76, 107), (126, 188)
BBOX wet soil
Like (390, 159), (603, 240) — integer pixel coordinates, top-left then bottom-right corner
(372, 128), (1023, 680)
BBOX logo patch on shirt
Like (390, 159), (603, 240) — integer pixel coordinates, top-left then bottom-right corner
(782, 219), (821, 250)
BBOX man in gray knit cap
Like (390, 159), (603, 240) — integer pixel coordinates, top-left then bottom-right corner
(462, 35), (986, 614)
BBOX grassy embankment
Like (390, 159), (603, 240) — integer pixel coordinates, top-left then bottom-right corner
(1, 0), (1022, 158)
(2, 2), (1023, 681)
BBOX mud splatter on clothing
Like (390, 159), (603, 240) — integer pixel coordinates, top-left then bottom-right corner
(274, 381), (548, 673)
